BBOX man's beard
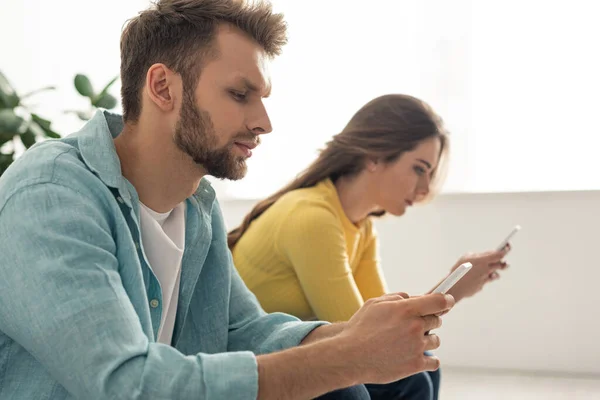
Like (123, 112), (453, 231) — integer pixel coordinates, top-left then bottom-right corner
(173, 90), (255, 181)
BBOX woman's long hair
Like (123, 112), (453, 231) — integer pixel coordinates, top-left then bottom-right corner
(228, 94), (450, 249)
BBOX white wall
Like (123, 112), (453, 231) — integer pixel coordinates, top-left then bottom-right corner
(4, 0), (598, 375)
(0, 0), (149, 139)
(5, 0), (600, 198)
(221, 190), (600, 375)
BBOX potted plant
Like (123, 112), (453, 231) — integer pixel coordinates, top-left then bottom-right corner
(0, 70), (118, 176)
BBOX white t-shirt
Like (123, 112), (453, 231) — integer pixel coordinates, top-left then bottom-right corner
(139, 202), (186, 345)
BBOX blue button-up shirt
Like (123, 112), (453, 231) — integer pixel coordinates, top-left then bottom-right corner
(0, 111), (325, 399)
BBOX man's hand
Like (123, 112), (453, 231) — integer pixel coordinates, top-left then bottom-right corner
(337, 292), (455, 384)
(445, 246), (510, 302)
(300, 323), (347, 345)
(256, 292), (453, 399)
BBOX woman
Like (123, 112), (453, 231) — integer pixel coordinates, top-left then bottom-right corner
(229, 94), (509, 400)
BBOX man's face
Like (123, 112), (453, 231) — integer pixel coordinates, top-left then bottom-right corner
(174, 25), (273, 180)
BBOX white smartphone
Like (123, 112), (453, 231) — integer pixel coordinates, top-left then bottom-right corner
(497, 225), (521, 251)
(432, 262), (473, 294)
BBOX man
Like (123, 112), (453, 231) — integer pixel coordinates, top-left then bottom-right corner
(0, 1), (453, 398)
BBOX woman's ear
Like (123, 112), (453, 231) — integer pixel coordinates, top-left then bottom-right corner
(366, 158), (379, 173)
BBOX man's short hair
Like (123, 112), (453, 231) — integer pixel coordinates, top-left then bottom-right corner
(120, 0), (287, 121)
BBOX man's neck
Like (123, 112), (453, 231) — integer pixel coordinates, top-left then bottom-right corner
(114, 121), (205, 213)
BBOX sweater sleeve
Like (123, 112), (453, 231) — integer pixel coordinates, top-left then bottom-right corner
(276, 203), (364, 322)
(354, 224), (388, 301)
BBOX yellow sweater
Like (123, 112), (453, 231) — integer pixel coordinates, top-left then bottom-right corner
(233, 179), (388, 322)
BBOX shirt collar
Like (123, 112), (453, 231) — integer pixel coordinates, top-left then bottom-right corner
(76, 110), (216, 208)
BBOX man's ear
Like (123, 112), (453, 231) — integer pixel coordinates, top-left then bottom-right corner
(144, 63), (180, 112)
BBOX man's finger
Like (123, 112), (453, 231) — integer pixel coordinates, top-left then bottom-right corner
(435, 309), (450, 317)
(421, 354), (441, 372)
(423, 333), (441, 351)
(376, 292), (410, 302)
(422, 315), (442, 332)
(406, 293), (455, 316)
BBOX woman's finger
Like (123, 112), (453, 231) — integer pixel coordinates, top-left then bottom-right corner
(489, 261), (507, 270)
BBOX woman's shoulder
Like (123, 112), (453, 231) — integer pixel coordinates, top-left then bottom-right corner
(361, 217), (377, 239)
(276, 181), (338, 213)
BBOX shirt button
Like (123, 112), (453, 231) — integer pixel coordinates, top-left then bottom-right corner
(134, 242), (140, 250)
(116, 196), (124, 204)
(150, 299), (159, 308)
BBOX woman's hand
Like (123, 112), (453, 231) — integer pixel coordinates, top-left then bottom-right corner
(446, 245), (511, 302)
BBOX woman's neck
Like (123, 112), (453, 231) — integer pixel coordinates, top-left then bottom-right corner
(333, 173), (379, 224)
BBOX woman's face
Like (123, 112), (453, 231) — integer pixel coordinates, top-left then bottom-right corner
(368, 137), (441, 216)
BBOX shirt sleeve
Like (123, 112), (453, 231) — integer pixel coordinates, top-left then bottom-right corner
(276, 203), (366, 322)
(0, 182), (258, 400)
(226, 262), (328, 353)
(209, 199), (328, 355)
(354, 225), (388, 301)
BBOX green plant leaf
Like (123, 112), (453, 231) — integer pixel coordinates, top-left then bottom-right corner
(98, 76), (119, 98)
(30, 113), (52, 130)
(64, 109), (92, 121)
(74, 74), (94, 98)
(0, 131), (15, 146)
(92, 76), (119, 109)
(93, 93), (118, 109)
(42, 127), (61, 139)
(0, 109), (27, 134)
(76, 110), (92, 120)
(20, 126), (37, 148)
(20, 85), (56, 100)
(28, 120), (45, 137)
(31, 114), (61, 138)
(0, 152), (15, 176)
(0, 70), (20, 109)
(20, 120), (49, 148)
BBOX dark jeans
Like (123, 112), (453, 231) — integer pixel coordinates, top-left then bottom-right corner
(315, 368), (441, 400)
(366, 369), (441, 400)
(314, 384), (371, 400)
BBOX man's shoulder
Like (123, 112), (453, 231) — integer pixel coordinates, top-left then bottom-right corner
(0, 138), (105, 207)
(206, 192), (229, 238)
